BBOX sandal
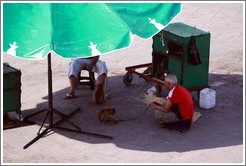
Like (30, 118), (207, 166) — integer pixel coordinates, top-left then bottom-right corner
(63, 93), (76, 100)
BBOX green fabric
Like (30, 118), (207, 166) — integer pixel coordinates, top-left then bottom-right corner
(3, 3), (181, 60)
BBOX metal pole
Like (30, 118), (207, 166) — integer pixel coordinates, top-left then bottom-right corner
(47, 53), (53, 127)
(23, 53), (111, 149)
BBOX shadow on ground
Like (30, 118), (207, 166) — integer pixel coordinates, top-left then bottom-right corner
(20, 73), (243, 153)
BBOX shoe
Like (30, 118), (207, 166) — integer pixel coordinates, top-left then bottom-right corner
(162, 123), (186, 134)
(168, 129), (182, 134)
(63, 93), (76, 100)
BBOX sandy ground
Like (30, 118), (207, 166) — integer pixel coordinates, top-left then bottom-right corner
(1, 2), (244, 164)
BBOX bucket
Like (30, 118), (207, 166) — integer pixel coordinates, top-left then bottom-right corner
(199, 88), (216, 109)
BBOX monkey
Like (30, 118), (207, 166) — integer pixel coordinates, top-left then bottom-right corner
(93, 83), (105, 105)
(98, 104), (150, 124)
(98, 107), (118, 124)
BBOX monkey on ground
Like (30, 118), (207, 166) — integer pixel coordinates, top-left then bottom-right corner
(98, 107), (118, 124)
(98, 104), (150, 124)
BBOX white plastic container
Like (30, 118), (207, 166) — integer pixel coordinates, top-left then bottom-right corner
(199, 88), (216, 109)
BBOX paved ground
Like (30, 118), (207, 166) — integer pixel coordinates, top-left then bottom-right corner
(1, 2), (244, 164)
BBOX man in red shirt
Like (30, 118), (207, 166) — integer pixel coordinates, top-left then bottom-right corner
(150, 74), (194, 132)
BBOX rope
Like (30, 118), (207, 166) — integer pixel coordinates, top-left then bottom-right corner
(118, 104), (150, 122)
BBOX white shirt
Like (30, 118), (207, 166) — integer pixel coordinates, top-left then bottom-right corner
(167, 86), (176, 99)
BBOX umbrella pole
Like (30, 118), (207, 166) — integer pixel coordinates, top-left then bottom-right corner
(48, 52), (54, 128)
(23, 53), (112, 149)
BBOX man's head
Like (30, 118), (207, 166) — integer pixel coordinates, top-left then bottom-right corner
(163, 74), (177, 90)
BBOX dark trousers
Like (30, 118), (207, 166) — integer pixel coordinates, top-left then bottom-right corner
(164, 104), (191, 132)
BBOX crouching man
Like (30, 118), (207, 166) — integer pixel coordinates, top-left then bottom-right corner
(149, 74), (194, 132)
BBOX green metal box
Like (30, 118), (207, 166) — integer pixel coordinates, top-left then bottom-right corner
(3, 63), (21, 113)
(152, 22), (211, 91)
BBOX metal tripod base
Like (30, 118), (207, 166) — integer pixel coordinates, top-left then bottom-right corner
(23, 107), (81, 149)
(23, 53), (112, 149)
(23, 107), (113, 149)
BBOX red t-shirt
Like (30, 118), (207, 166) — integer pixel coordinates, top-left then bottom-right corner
(167, 85), (194, 121)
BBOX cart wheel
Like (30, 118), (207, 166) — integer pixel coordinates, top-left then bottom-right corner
(123, 72), (133, 86)
(142, 67), (152, 81)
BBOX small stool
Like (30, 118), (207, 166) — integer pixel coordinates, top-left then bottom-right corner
(77, 69), (95, 90)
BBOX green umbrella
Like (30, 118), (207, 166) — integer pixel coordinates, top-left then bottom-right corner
(3, 3), (181, 59)
(2, 2), (181, 149)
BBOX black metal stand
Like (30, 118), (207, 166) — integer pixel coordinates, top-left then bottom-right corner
(23, 53), (112, 149)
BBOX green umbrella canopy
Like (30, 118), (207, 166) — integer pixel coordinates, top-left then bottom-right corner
(3, 3), (181, 60)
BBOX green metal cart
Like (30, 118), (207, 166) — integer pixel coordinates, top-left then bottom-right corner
(3, 63), (22, 114)
(124, 22), (211, 92)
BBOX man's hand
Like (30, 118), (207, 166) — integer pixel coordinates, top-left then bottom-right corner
(149, 102), (160, 109)
(153, 102), (161, 105)
(86, 63), (93, 70)
(150, 100), (171, 112)
(86, 56), (100, 70)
